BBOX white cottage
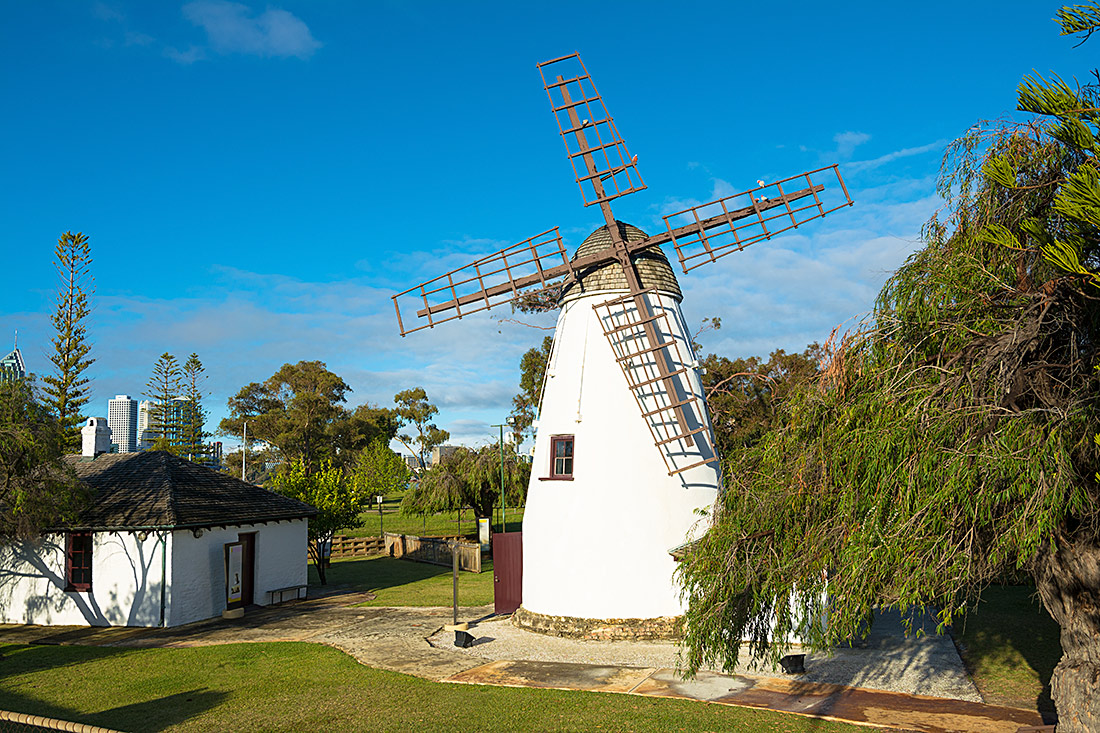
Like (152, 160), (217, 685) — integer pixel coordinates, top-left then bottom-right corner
(0, 419), (316, 627)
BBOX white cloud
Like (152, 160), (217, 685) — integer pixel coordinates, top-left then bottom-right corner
(181, 1), (321, 60)
(163, 45), (207, 64)
(832, 131), (872, 159)
(92, 2), (125, 22)
(847, 139), (948, 173)
(125, 31), (154, 47)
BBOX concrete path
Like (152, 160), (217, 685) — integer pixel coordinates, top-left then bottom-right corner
(0, 592), (1045, 733)
(430, 609), (982, 701)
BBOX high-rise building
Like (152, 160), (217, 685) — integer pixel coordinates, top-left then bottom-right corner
(0, 344), (26, 384)
(107, 395), (139, 453)
(137, 400), (155, 449)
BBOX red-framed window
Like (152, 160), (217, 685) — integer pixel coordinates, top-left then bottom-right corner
(66, 531), (93, 592)
(550, 435), (574, 478)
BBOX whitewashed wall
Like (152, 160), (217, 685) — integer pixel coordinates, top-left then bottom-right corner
(0, 518), (308, 628)
(522, 289), (719, 620)
(0, 531), (168, 627)
(167, 519), (308, 627)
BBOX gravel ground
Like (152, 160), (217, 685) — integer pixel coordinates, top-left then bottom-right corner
(428, 608), (982, 702)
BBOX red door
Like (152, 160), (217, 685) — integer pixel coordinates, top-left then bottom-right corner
(239, 532), (256, 606)
(493, 531), (522, 614)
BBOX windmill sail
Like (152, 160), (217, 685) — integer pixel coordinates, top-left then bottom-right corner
(594, 290), (717, 476)
(538, 53), (645, 208)
(392, 227), (570, 336)
(661, 165), (853, 273)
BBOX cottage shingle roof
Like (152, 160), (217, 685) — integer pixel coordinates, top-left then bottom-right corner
(61, 451), (316, 530)
(560, 222), (682, 302)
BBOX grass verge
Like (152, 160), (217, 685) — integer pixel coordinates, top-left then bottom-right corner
(344, 503), (524, 540)
(308, 554), (495, 607)
(0, 642), (867, 733)
(954, 584), (1061, 720)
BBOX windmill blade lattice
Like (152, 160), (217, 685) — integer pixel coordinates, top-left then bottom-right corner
(392, 228), (569, 336)
(663, 165), (853, 273)
(593, 290), (717, 476)
(538, 54), (645, 208)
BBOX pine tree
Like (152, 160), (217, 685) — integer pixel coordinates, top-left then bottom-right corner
(144, 353), (181, 453)
(180, 353), (208, 460)
(41, 231), (94, 450)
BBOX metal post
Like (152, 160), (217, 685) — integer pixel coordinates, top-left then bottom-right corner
(452, 540), (459, 626)
(241, 421), (247, 481)
(499, 423), (505, 532)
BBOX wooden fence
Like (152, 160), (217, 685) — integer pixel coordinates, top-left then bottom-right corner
(329, 535), (384, 558)
(383, 531), (481, 573)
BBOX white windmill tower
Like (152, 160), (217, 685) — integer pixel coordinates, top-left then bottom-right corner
(392, 53), (853, 638)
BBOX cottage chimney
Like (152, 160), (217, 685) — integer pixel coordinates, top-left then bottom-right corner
(81, 417), (112, 457)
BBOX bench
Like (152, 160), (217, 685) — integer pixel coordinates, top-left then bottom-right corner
(267, 584), (308, 605)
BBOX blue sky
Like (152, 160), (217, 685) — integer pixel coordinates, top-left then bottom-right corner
(0, 1), (1086, 450)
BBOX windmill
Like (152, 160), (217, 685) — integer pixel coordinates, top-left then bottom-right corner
(393, 53), (853, 636)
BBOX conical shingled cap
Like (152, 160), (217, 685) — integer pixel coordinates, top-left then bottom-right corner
(559, 222), (682, 303)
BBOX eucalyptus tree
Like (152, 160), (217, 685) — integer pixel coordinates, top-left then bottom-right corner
(393, 387), (449, 469)
(221, 361), (395, 473)
(511, 336), (553, 445)
(679, 6), (1100, 728)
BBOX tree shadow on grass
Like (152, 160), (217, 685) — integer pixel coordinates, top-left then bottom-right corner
(0, 645), (227, 732)
(0, 687), (226, 733)
(953, 585), (1061, 724)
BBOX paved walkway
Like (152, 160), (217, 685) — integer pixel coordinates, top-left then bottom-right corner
(0, 592), (1045, 733)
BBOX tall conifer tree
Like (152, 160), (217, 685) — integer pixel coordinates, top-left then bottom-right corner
(180, 353), (208, 460)
(41, 231), (94, 450)
(144, 353), (181, 453)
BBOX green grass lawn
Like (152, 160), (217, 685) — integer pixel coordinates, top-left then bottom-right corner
(344, 500), (524, 540)
(308, 555), (496, 607)
(953, 584), (1061, 720)
(0, 642), (868, 733)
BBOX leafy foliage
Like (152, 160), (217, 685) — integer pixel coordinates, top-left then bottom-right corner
(270, 459), (365, 584)
(679, 12), (1100, 724)
(393, 387), (449, 469)
(354, 440), (411, 501)
(221, 361), (395, 473)
(41, 231), (94, 450)
(511, 335), (553, 446)
(401, 444), (529, 520)
(0, 379), (88, 539)
(701, 344), (822, 459)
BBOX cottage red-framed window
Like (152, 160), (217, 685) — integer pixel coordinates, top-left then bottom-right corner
(550, 435), (574, 478)
(66, 531), (93, 592)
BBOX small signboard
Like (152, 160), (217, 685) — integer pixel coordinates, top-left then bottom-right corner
(225, 541), (244, 610)
(478, 518), (490, 551)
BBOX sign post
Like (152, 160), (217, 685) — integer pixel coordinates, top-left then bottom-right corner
(478, 518), (490, 551)
(376, 495), (384, 536)
(223, 541), (245, 619)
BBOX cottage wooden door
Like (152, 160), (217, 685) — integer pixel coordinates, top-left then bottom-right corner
(239, 532), (256, 605)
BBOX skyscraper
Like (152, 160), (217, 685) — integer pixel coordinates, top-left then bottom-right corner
(0, 341), (26, 384)
(138, 400), (154, 449)
(107, 395), (139, 453)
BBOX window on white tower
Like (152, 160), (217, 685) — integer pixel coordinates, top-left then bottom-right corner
(550, 435), (574, 478)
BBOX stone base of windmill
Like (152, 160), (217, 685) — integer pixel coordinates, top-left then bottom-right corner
(512, 606), (682, 641)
